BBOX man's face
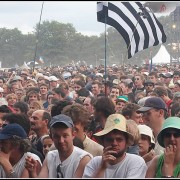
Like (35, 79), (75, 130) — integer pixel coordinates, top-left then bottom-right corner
(0, 79), (4, 87)
(30, 111), (45, 131)
(13, 107), (22, 114)
(142, 108), (161, 131)
(11, 84), (19, 93)
(50, 81), (57, 88)
(51, 126), (75, 154)
(28, 94), (38, 104)
(130, 112), (143, 125)
(110, 88), (120, 98)
(103, 130), (127, 158)
(173, 75), (180, 83)
(160, 68), (168, 73)
(92, 84), (100, 96)
(148, 76), (157, 83)
(74, 123), (84, 141)
(40, 85), (48, 95)
(15, 90), (24, 100)
(145, 84), (154, 92)
(83, 97), (94, 114)
(119, 83), (128, 94)
(174, 84), (180, 92)
(134, 76), (143, 87)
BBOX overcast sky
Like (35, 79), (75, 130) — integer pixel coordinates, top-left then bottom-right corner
(0, 1), (174, 37)
(0, 1), (106, 36)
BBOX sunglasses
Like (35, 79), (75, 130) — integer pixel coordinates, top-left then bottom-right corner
(164, 132), (180, 138)
(56, 164), (63, 178)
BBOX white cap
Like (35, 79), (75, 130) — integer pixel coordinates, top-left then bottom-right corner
(35, 73), (44, 81)
(96, 73), (103, 77)
(62, 72), (71, 79)
(49, 76), (59, 81)
(138, 124), (155, 144)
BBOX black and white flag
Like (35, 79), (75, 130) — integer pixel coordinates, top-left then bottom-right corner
(97, 2), (167, 59)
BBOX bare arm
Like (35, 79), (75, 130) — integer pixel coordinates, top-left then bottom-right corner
(74, 155), (92, 178)
(145, 155), (159, 178)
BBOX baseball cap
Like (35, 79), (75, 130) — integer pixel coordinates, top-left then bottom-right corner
(50, 114), (74, 128)
(116, 95), (128, 103)
(113, 79), (120, 85)
(49, 76), (59, 82)
(137, 97), (167, 113)
(63, 72), (72, 79)
(161, 72), (173, 78)
(0, 123), (27, 140)
(157, 117), (180, 148)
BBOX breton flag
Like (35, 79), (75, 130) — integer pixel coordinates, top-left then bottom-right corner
(97, 2), (167, 59)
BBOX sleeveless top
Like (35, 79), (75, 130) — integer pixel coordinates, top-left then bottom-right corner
(155, 154), (180, 178)
(46, 146), (93, 178)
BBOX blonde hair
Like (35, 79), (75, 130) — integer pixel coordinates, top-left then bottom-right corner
(6, 93), (17, 101)
(29, 101), (43, 111)
(126, 120), (140, 145)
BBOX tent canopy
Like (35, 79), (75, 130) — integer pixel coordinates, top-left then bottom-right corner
(151, 45), (175, 64)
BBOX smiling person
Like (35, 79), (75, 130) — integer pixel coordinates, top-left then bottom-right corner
(83, 114), (147, 178)
(146, 117), (180, 178)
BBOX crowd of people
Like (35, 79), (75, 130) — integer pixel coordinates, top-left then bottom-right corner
(0, 62), (179, 178)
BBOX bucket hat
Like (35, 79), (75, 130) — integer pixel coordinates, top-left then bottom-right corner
(157, 117), (180, 148)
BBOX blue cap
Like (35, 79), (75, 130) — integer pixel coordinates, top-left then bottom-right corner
(0, 123), (27, 139)
(137, 97), (167, 112)
(50, 114), (74, 128)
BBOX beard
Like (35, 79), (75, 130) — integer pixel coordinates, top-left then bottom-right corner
(111, 148), (126, 158)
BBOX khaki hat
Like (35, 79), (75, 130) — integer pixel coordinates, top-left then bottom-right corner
(94, 114), (134, 143)
(138, 125), (155, 145)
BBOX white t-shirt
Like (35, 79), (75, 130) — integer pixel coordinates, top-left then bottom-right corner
(83, 153), (147, 178)
(46, 146), (93, 178)
(0, 152), (42, 178)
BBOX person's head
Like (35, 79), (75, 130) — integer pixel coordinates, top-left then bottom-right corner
(52, 87), (66, 101)
(49, 76), (59, 88)
(59, 82), (69, 95)
(122, 103), (143, 124)
(144, 80), (154, 94)
(13, 101), (29, 115)
(94, 114), (134, 158)
(134, 74), (145, 87)
(83, 96), (96, 114)
(49, 114), (75, 154)
(73, 80), (85, 92)
(160, 66), (168, 73)
(2, 113), (31, 136)
(174, 81), (180, 93)
(27, 90), (40, 104)
(148, 71), (158, 83)
(157, 117), (180, 149)
(30, 110), (51, 133)
(6, 93), (17, 107)
(29, 101), (43, 111)
(110, 86), (123, 99)
(39, 83), (49, 95)
(51, 100), (73, 117)
(134, 90), (146, 103)
(41, 135), (53, 156)
(138, 124), (155, 156)
(91, 81), (101, 96)
(93, 97), (115, 127)
(15, 88), (24, 101)
(173, 71), (180, 83)
(137, 97), (167, 132)
(0, 123), (30, 154)
(62, 103), (90, 141)
(9, 82), (19, 93)
(115, 96), (128, 113)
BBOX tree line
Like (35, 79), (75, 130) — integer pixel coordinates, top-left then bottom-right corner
(0, 15), (178, 68)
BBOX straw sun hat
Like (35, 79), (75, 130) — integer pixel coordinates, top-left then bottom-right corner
(94, 114), (134, 145)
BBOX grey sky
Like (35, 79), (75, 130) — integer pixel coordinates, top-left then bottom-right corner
(0, 1), (174, 37)
(0, 1), (105, 36)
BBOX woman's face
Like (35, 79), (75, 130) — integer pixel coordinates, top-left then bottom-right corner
(138, 134), (152, 156)
(7, 95), (17, 106)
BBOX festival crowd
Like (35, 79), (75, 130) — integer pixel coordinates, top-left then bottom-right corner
(0, 62), (179, 178)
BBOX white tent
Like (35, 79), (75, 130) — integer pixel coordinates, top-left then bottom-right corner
(151, 45), (175, 64)
(19, 62), (31, 70)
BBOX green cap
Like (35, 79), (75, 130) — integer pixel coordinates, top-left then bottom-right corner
(157, 117), (180, 148)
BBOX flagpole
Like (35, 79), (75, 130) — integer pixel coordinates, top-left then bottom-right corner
(149, 50), (153, 73)
(32, 1), (44, 73)
(104, 13), (107, 96)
